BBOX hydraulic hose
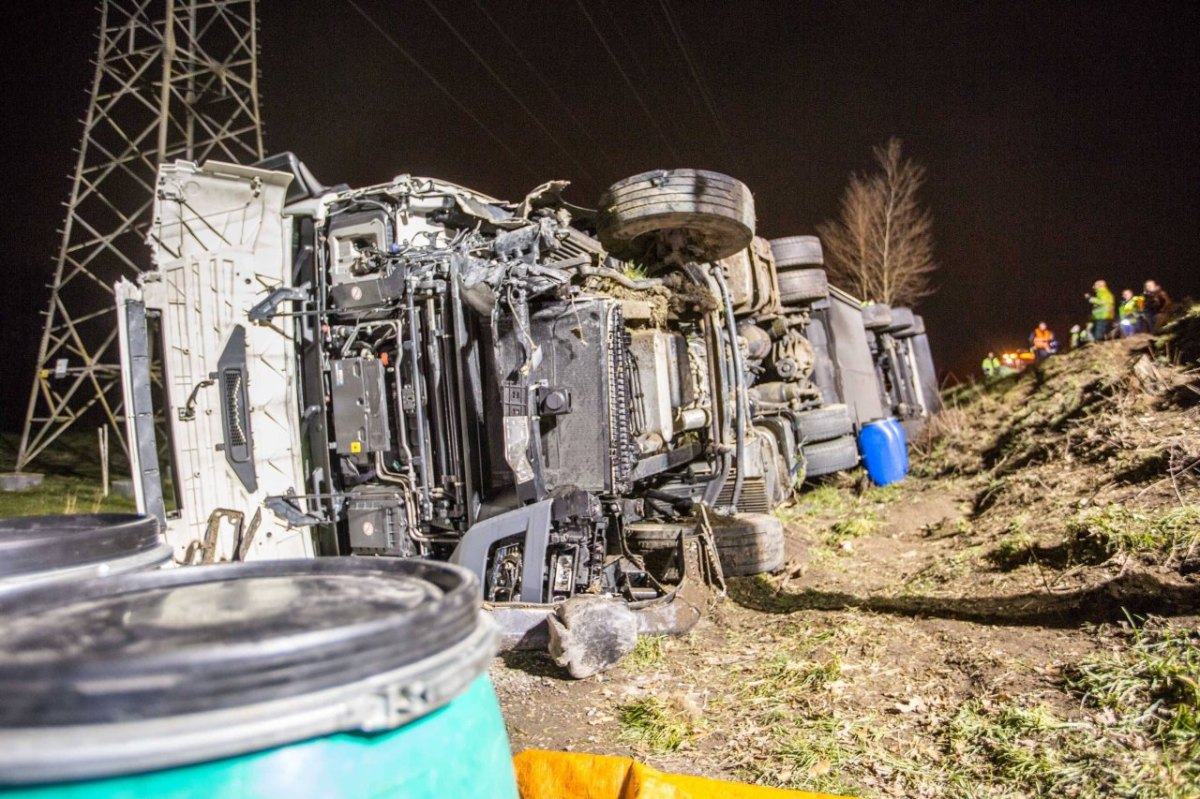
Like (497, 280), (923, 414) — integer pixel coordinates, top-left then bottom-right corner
(711, 265), (747, 510)
(689, 262), (732, 509)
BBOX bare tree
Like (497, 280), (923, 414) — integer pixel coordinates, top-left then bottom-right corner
(817, 138), (936, 306)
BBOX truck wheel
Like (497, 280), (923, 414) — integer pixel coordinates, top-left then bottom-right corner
(862, 303), (893, 331)
(597, 169), (755, 262)
(886, 307), (915, 334)
(893, 315), (925, 338)
(711, 513), (785, 576)
(769, 236), (823, 268)
(777, 267), (828, 305)
(793, 404), (854, 443)
(801, 435), (860, 477)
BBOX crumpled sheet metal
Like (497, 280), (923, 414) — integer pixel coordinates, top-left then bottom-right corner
(513, 750), (855, 799)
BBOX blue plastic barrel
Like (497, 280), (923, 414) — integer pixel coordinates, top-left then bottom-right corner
(884, 417), (910, 474)
(859, 418), (907, 486)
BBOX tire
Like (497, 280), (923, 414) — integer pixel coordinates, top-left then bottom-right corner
(802, 435), (860, 477)
(711, 513), (785, 576)
(862, 303), (893, 331)
(886, 307), (915, 334)
(597, 169), (755, 262)
(893, 314), (926, 338)
(769, 236), (823, 268)
(626, 521), (694, 553)
(777, 267), (828, 305)
(0, 514), (171, 591)
(793, 404), (854, 444)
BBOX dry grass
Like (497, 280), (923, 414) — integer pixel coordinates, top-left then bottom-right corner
(618, 696), (705, 753)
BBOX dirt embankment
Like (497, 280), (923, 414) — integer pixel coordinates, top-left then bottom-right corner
(494, 330), (1200, 799)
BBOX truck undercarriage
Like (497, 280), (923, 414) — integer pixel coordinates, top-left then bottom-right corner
(117, 157), (899, 654)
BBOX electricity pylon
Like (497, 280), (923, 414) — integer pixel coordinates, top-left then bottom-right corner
(17, 0), (264, 469)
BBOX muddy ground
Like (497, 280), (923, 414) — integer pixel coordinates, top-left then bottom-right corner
(493, 332), (1200, 798)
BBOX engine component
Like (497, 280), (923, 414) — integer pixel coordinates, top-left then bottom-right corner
(769, 330), (816, 383)
(628, 329), (688, 451)
(493, 298), (635, 496)
(330, 358), (391, 455)
(738, 323), (772, 361)
(327, 210), (391, 285)
(347, 486), (413, 556)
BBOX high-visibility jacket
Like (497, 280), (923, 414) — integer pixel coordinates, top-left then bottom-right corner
(1090, 287), (1115, 320)
(1030, 327), (1055, 351)
(982, 356), (1000, 374)
(1119, 295), (1144, 319)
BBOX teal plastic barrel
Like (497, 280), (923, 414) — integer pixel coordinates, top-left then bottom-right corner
(0, 514), (170, 595)
(0, 559), (517, 799)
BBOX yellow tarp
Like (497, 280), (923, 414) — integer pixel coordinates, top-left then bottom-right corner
(513, 749), (854, 799)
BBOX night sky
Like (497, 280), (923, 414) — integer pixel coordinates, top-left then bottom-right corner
(2, 1), (1197, 431)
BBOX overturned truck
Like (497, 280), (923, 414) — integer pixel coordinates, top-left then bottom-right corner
(116, 158), (907, 653)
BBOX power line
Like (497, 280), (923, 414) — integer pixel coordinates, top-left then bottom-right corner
(418, 0), (599, 187)
(596, 0), (654, 85)
(656, 0), (736, 165)
(343, 0), (540, 180)
(471, 0), (620, 174)
(572, 0), (682, 162)
(595, 0), (695, 158)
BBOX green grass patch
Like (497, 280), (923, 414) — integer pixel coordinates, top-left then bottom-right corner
(862, 483), (904, 504)
(943, 700), (1095, 795)
(1068, 504), (1200, 561)
(741, 654), (842, 704)
(1067, 617), (1199, 793)
(826, 514), (880, 544)
(617, 697), (701, 753)
(0, 474), (136, 518)
(0, 430), (138, 518)
(622, 262), (649, 281)
(624, 635), (667, 670)
(989, 530), (1035, 569)
(793, 485), (849, 516)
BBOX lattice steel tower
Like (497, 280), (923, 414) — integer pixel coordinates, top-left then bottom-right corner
(17, 0), (264, 469)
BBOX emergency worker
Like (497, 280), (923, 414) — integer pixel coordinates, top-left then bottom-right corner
(982, 352), (1001, 379)
(1118, 289), (1144, 337)
(1086, 280), (1115, 341)
(1143, 280), (1171, 333)
(1029, 322), (1057, 360)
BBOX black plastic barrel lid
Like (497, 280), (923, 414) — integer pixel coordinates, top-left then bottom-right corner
(0, 558), (480, 727)
(0, 514), (163, 578)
